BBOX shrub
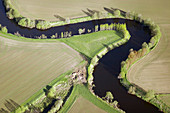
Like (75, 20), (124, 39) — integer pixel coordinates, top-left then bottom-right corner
(51, 35), (55, 39)
(12, 9), (20, 18)
(41, 34), (47, 39)
(3, 0), (12, 10)
(6, 8), (14, 19)
(103, 91), (114, 103)
(78, 28), (85, 35)
(144, 90), (155, 101)
(128, 86), (136, 94)
(48, 99), (63, 113)
(18, 18), (27, 26)
(36, 20), (51, 29)
(65, 18), (70, 24)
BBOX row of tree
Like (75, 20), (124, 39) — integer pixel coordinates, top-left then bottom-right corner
(3, 0), (51, 29)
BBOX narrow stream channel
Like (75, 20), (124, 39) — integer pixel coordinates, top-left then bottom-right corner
(0, 0), (162, 112)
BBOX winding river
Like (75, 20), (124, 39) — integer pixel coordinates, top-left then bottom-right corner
(0, 0), (161, 112)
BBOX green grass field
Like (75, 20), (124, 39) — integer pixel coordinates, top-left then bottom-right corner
(0, 33), (82, 109)
(61, 30), (123, 58)
(68, 96), (107, 113)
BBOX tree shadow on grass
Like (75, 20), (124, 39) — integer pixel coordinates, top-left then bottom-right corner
(43, 85), (52, 96)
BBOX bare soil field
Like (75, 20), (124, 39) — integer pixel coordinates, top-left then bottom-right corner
(127, 24), (170, 93)
(0, 35), (82, 109)
(68, 96), (106, 113)
(11, 0), (170, 22)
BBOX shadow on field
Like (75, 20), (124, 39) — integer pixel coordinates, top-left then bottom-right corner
(104, 7), (126, 17)
(54, 15), (65, 21)
(0, 99), (20, 113)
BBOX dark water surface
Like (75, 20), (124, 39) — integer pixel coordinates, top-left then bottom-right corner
(0, 0), (161, 112)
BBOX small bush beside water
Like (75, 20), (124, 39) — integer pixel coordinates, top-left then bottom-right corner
(0, 24), (8, 33)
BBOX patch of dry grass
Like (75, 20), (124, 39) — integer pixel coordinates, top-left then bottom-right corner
(0, 35), (82, 109)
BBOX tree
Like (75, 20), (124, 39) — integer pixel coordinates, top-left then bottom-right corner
(51, 35), (55, 39)
(48, 99), (63, 113)
(47, 87), (55, 98)
(61, 32), (64, 38)
(65, 18), (70, 24)
(41, 34), (47, 39)
(142, 42), (149, 53)
(1, 26), (8, 33)
(18, 18), (27, 26)
(103, 91), (114, 103)
(145, 90), (155, 101)
(36, 20), (51, 29)
(6, 9), (14, 19)
(128, 86), (136, 94)
(13, 9), (20, 18)
(114, 9), (120, 17)
(111, 100), (118, 108)
(78, 28), (85, 35)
